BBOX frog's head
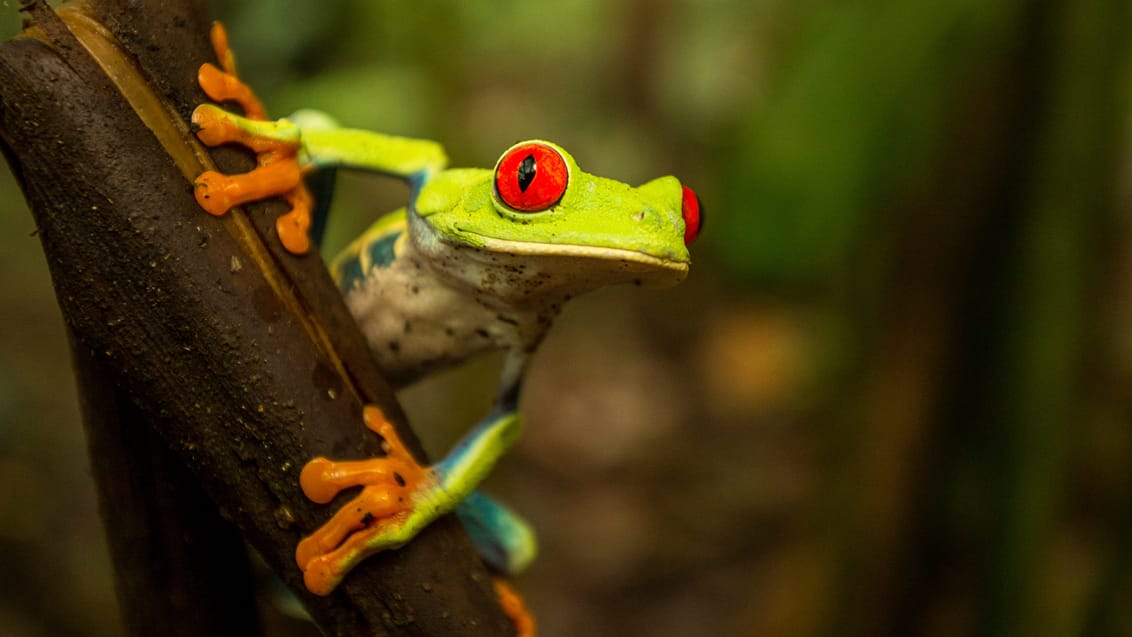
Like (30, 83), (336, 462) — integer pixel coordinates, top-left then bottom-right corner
(414, 140), (702, 301)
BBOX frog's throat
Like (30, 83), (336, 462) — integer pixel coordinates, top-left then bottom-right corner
(466, 234), (690, 276)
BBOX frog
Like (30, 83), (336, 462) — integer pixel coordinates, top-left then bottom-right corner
(189, 22), (701, 628)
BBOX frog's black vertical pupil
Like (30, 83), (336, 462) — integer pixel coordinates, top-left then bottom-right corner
(517, 154), (537, 192)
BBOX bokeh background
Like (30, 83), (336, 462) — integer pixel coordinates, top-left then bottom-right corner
(2, 0), (1131, 635)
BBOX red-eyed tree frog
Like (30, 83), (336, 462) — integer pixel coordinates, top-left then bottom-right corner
(189, 23), (701, 619)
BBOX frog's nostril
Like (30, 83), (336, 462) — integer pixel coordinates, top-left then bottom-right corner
(681, 185), (703, 245)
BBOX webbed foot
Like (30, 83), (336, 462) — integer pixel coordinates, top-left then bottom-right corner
(297, 407), (539, 626)
(191, 22), (313, 254)
(296, 406), (445, 596)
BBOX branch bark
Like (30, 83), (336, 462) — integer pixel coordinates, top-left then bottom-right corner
(71, 331), (262, 636)
(0, 1), (512, 634)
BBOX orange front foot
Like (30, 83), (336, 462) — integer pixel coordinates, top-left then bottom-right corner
(296, 406), (439, 596)
(192, 22), (313, 254)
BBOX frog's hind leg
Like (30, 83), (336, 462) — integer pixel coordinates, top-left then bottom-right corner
(191, 104), (315, 253)
(198, 22), (266, 119)
(192, 107), (302, 205)
(493, 578), (538, 637)
(456, 490), (538, 575)
(191, 22), (316, 254)
(285, 111), (343, 248)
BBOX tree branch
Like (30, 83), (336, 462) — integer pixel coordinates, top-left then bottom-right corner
(71, 330), (263, 636)
(0, 1), (512, 634)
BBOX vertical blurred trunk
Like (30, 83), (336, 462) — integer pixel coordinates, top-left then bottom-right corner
(968, 0), (1129, 634)
(825, 0), (1131, 636)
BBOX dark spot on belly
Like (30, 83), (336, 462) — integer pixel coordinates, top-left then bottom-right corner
(475, 328), (490, 339)
(388, 340), (401, 353)
(403, 320), (412, 333)
(393, 472), (406, 487)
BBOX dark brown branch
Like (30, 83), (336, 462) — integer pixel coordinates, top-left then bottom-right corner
(71, 331), (262, 636)
(0, 1), (512, 634)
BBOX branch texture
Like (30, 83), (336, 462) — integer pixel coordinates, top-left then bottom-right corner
(0, 1), (511, 634)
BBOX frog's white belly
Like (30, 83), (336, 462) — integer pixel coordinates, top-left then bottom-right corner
(343, 240), (538, 388)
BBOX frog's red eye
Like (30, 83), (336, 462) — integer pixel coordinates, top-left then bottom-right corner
(681, 185), (703, 245)
(494, 142), (569, 212)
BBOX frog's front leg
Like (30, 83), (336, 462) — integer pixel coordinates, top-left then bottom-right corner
(294, 405), (443, 595)
(297, 354), (529, 595)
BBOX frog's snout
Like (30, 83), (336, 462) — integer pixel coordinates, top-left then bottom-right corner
(681, 185), (703, 245)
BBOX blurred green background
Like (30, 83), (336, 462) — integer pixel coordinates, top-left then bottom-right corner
(2, 0), (1131, 635)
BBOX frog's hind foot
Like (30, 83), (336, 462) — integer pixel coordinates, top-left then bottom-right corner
(191, 22), (313, 254)
(493, 578), (537, 637)
(197, 22), (266, 120)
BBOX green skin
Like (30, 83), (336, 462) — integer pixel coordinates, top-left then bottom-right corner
(197, 104), (692, 579)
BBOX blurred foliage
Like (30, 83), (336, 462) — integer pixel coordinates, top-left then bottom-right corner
(2, 0), (1132, 636)
(721, 0), (1018, 284)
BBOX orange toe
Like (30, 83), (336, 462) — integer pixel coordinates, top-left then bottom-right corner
(494, 578), (537, 637)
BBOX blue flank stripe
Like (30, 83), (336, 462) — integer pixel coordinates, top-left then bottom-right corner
(335, 254), (366, 294)
(331, 208), (409, 292)
(367, 231), (401, 269)
(333, 228), (403, 294)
